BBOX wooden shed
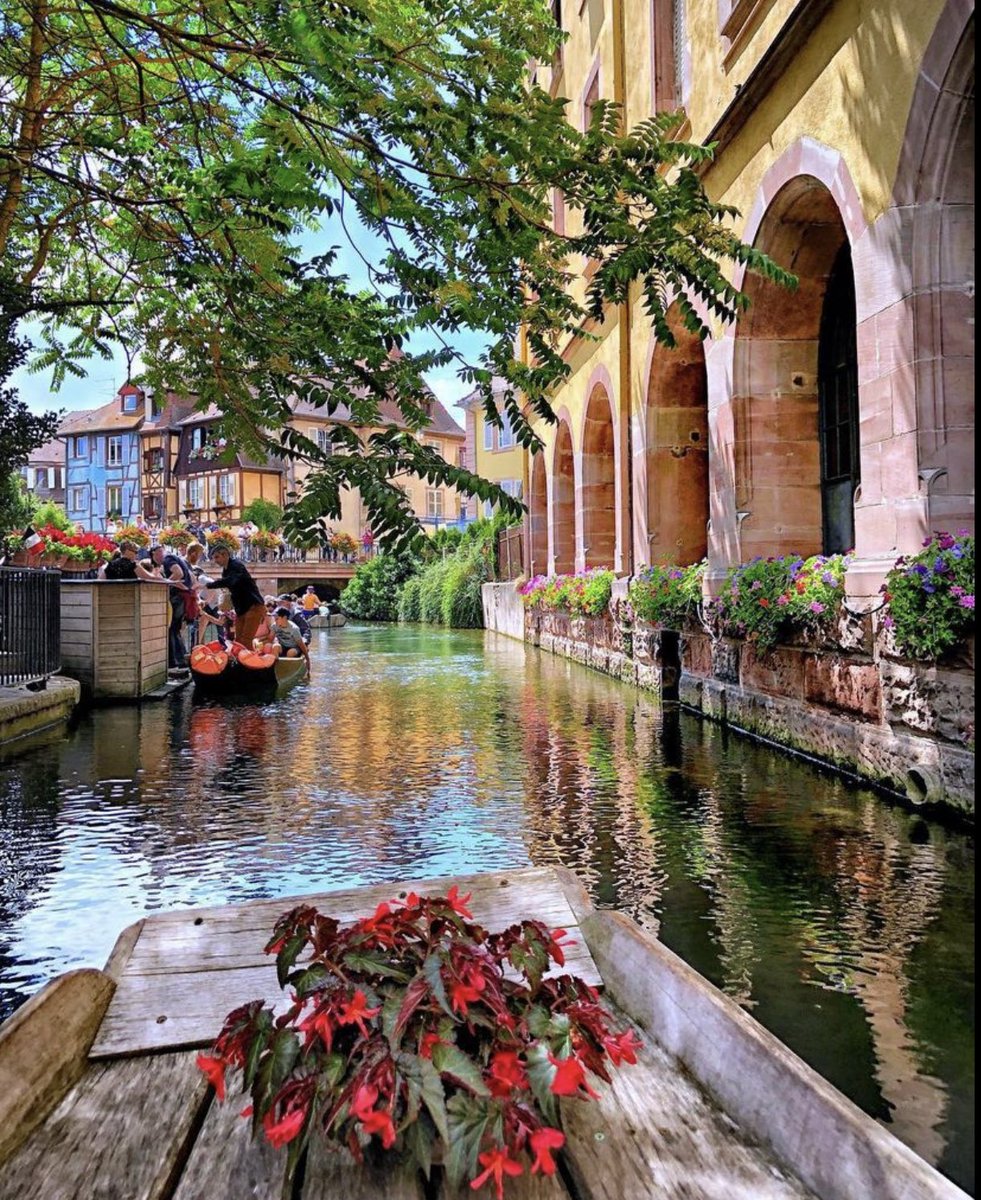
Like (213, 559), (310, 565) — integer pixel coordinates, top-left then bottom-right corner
(60, 580), (169, 699)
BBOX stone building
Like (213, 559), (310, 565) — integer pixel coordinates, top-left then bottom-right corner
(521, 0), (974, 602)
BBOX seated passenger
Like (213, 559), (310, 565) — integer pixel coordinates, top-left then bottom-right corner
(268, 606), (311, 673)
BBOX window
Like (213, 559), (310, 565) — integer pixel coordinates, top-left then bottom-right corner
(483, 420), (494, 451)
(424, 439), (443, 457)
(652, 0), (687, 112)
(72, 436), (87, 458)
(144, 494), (163, 520)
(107, 436), (123, 466)
(502, 479), (524, 500)
(71, 486), (87, 512)
(458, 448), (467, 468)
(315, 427), (333, 456)
(217, 473), (235, 505)
(498, 412), (515, 449)
(426, 488), (444, 518)
(187, 477), (203, 509)
(48, 468), (57, 489)
(144, 446), (165, 472)
(106, 485), (123, 516)
(121, 391), (139, 413)
(190, 426), (207, 452)
(24, 467), (35, 489)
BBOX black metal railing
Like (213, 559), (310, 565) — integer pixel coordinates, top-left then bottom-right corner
(0, 567), (61, 688)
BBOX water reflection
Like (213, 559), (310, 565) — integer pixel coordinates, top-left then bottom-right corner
(0, 623), (974, 1193)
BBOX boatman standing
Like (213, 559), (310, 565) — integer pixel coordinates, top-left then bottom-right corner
(206, 546), (266, 650)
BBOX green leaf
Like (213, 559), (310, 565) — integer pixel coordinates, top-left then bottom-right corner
(423, 954), (455, 1021)
(276, 933), (308, 988)
(445, 1093), (493, 1190)
(255, 1028), (300, 1117)
(431, 1042), (491, 1097)
(403, 1109), (436, 1180)
(341, 949), (412, 983)
(524, 1042), (558, 1126)
(397, 1051), (449, 1145)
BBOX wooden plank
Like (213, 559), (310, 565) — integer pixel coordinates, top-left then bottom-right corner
(91, 870), (601, 1059)
(0, 969), (115, 1166)
(172, 1085), (289, 1200)
(0, 1051), (208, 1200)
(302, 1138), (424, 1200)
(559, 1020), (815, 1200)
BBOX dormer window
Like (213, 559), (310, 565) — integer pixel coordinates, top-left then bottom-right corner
(121, 391), (139, 413)
(190, 426), (207, 452)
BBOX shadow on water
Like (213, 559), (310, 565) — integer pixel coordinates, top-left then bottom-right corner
(0, 623), (974, 1192)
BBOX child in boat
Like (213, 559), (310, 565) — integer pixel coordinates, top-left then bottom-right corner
(261, 607), (311, 675)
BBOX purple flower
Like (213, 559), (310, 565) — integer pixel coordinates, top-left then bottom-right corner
(934, 557), (949, 574)
(959, 595), (975, 609)
(821, 571), (838, 586)
(912, 564), (929, 577)
(882, 615), (895, 629)
(776, 594), (790, 606)
(751, 580), (763, 591)
(951, 585), (965, 597)
(951, 546), (964, 559)
(922, 584), (936, 593)
(809, 601), (825, 614)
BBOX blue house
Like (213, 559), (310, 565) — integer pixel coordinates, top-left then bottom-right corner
(58, 385), (146, 531)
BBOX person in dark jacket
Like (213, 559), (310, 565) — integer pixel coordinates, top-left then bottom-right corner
(162, 548), (194, 668)
(207, 547), (266, 649)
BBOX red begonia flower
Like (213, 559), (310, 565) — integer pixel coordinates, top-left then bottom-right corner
(529, 1127), (566, 1175)
(262, 1105), (307, 1149)
(548, 1053), (600, 1099)
(337, 989), (381, 1037)
(196, 1053), (227, 1102)
(446, 884), (473, 918)
(602, 1029), (643, 1067)
(469, 1147), (523, 1199)
(487, 1050), (529, 1097)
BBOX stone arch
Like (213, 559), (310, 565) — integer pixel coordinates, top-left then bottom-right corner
(580, 385), (617, 569)
(646, 305), (709, 564)
(732, 175), (854, 560)
(528, 452), (548, 576)
(551, 421), (576, 574)
(896, 2), (974, 534)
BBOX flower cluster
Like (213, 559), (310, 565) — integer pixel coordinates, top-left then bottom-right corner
(197, 891), (639, 1196)
(331, 531), (359, 555)
(519, 570), (615, 618)
(880, 531), (974, 660)
(627, 560), (706, 629)
(205, 526), (241, 553)
(249, 529), (282, 551)
(195, 436), (229, 460)
(158, 525), (193, 549)
(114, 523), (151, 548)
(708, 553), (849, 651)
(32, 524), (116, 564)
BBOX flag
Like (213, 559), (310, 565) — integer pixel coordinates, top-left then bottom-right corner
(22, 526), (43, 552)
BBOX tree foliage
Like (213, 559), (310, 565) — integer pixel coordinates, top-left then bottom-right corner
(0, 0), (793, 548)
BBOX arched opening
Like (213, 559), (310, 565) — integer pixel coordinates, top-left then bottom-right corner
(646, 307), (709, 564)
(733, 177), (854, 560)
(528, 453), (548, 576)
(552, 422), (575, 574)
(581, 386), (616, 569)
(818, 242), (860, 554)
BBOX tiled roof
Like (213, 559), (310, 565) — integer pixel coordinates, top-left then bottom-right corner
(290, 394), (464, 439)
(57, 397), (143, 435)
(142, 392), (199, 430)
(27, 438), (66, 465)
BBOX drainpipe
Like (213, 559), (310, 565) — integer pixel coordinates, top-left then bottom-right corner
(612, 0), (633, 579)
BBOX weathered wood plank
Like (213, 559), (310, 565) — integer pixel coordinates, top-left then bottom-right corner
(302, 1138), (424, 1200)
(172, 1087), (289, 1200)
(0, 969), (115, 1166)
(90, 870), (601, 1058)
(0, 1051), (208, 1200)
(559, 1021), (815, 1200)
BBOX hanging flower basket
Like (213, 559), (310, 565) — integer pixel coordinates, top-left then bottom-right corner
(159, 526), (193, 550)
(206, 527), (241, 554)
(115, 523), (151, 548)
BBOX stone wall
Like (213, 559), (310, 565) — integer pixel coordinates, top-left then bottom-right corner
(481, 582), (974, 818)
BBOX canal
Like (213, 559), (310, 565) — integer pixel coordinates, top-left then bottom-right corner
(0, 623), (974, 1192)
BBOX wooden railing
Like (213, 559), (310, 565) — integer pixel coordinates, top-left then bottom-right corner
(496, 526), (525, 581)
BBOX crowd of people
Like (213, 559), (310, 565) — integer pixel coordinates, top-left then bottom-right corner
(99, 539), (321, 675)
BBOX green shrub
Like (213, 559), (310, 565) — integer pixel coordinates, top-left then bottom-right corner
(419, 558), (452, 624)
(709, 553), (849, 651)
(398, 576), (423, 622)
(882, 532), (974, 660)
(33, 498), (72, 533)
(341, 553), (417, 621)
(441, 549), (490, 627)
(628, 561), (706, 628)
(240, 498), (284, 531)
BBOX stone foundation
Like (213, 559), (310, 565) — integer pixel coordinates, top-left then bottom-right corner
(481, 583), (974, 818)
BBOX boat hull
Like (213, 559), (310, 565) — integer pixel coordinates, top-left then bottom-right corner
(190, 651), (307, 697)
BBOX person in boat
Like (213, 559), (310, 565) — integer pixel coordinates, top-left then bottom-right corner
(98, 540), (171, 583)
(266, 606), (311, 674)
(302, 585), (320, 613)
(281, 596), (311, 644)
(207, 546), (267, 649)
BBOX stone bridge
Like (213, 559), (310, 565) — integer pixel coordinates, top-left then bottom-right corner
(247, 560), (356, 598)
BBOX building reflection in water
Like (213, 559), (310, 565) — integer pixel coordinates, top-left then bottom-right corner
(0, 623), (973, 1193)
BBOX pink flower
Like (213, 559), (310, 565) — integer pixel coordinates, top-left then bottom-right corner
(959, 595), (975, 608)
(262, 1105), (306, 1149)
(809, 601), (825, 614)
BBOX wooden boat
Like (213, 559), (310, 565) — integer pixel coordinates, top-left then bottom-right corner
(189, 641), (308, 697)
(0, 867), (966, 1200)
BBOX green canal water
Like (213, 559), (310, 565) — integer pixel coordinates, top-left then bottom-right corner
(0, 623), (974, 1191)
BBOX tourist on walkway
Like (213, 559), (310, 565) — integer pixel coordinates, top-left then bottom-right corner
(361, 527), (374, 559)
(207, 545), (266, 649)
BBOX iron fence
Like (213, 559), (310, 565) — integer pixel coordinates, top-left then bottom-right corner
(0, 567), (61, 688)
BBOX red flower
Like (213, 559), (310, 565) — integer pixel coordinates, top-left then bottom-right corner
(548, 1053), (599, 1099)
(449, 964), (486, 1016)
(351, 1083), (380, 1121)
(548, 928), (575, 966)
(602, 1029), (643, 1066)
(758, 597), (770, 608)
(446, 884), (473, 918)
(350, 1082), (396, 1148)
(298, 1005), (335, 1051)
(337, 989), (381, 1037)
(196, 1053), (227, 1101)
(262, 1105), (307, 1149)
(486, 1050), (529, 1097)
(469, 1147), (523, 1199)
(529, 1127), (565, 1175)
(419, 1030), (445, 1059)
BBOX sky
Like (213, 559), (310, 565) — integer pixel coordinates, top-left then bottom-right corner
(10, 213), (490, 423)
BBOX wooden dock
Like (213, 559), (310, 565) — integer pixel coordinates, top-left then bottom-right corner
(0, 867), (966, 1200)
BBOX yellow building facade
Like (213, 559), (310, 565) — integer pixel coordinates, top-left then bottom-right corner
(459, 379), (527, 523)
(523, 0), (974, 600)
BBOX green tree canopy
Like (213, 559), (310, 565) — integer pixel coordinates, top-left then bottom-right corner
(0, 0), (792, 548)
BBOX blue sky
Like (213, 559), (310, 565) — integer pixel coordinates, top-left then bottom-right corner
(11, 213), (490, 423)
